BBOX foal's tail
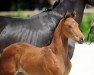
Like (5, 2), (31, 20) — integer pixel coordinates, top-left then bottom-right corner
(0, 54), (1, 60)
(0, 53), (3, 75)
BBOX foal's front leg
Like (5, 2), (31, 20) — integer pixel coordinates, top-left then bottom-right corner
(63, 59), (72, 75)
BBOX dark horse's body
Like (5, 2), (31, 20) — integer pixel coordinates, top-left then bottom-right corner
(0, 0), (76, 52)
(0, 0), (94, 59)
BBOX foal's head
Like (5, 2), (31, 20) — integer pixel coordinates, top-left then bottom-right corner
(61, 11), (84, 44)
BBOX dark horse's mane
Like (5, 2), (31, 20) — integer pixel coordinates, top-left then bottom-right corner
(44, 0), (60, 12)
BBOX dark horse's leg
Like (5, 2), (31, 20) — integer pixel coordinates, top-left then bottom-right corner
(67, 0), (94, 59)
(87, 1), (94, 43)
(68, 39), (75, 59)
(67, 0), (85, 59)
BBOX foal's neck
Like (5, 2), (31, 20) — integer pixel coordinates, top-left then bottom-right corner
(50, 20), (68, 58)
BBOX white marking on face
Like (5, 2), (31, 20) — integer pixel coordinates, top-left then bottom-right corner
(72, 19), (78, 26)
(72, 19), (75, 22)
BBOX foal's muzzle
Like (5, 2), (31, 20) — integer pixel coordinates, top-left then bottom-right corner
(78, 37), (84, 44)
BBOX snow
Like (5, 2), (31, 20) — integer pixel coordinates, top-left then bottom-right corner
(69, 43), (94, 75)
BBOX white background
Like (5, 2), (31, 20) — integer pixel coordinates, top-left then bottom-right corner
(69, 43), (94, 75)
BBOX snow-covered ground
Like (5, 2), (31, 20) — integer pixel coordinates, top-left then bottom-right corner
(69, 43), (94, 75)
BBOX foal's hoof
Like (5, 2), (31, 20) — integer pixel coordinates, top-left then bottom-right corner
(16, 72), (25, 75)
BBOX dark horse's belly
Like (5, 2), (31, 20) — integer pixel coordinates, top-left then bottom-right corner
(0, 25), (52, 51)
(0, 28), (52, 53)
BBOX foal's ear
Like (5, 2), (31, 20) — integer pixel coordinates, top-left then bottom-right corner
(64, 11), (71, 19)
(71, 11), (76, 18)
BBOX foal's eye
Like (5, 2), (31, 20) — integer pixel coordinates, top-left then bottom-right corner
(67, 25), (72, 29)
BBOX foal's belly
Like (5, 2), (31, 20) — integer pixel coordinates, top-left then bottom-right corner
(17, 67), (45, 75)
(19, 51), (65, 75)
(19, 49), (45, 75)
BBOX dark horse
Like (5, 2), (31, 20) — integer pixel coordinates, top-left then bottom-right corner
(0, 0), (76, 52)
(0, 0), (94, 59)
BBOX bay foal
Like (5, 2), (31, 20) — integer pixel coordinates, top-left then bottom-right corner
(0, 12), (84, 75)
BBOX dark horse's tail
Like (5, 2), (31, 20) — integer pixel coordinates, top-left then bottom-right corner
(0, 16), (11, 33)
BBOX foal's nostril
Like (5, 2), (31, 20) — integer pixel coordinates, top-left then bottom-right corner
(79, 37), (84, 43)
(80, 37), (83, 41)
